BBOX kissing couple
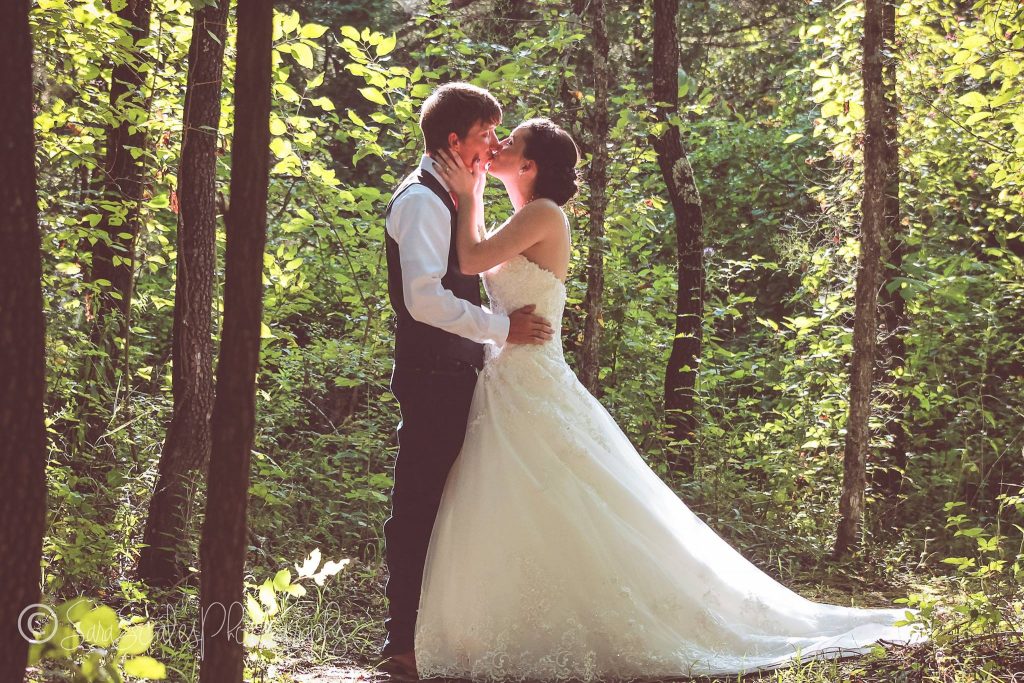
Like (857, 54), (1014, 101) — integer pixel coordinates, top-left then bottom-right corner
(378, 82), (923, 681)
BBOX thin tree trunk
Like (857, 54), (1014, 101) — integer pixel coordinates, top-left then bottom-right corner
(579, 0), (609, 394)
(83, 0), (153, 447)
(198, 0), (272, 679)
(875, 0), (907, 502)
(652, 0), (706, 476)
(90, 0), (152, 343)
(138, 0), (230, 588)
(836, 0), (887, 557)
(0, 1), (47, 677)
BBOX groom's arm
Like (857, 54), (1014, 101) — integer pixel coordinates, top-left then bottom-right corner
(387, 186), (510, 345)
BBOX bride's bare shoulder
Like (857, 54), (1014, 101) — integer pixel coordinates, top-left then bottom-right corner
(516, 198), (567, 230)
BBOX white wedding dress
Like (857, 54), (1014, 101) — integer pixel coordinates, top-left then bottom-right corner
(414, 253), (923, 680)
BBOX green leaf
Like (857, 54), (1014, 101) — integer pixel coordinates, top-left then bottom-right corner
(273, 569), (292, 591)
(340, 25), (360, 41)
(78, 606), (119, 647)
(122, 656), (166, 679)
(259, 580), (278, 615)
(310, 96), (335, 111)
(245, 594), (265, 624)
(965, 111), (991, 125)
(347, 109), (366, 127)
(274, 82), (301, 103)
(270, 137), (292, 158)
(411, 83), (432, 98)
(376, 34), (397, 56)
(956, 91), (988, 109)
(295, 548), (321, 578)
(300, 23), (329, 39)
(118, 622), (154, 656)
(783, 133), (804, 144)
(961, 33), (988, 51)
(359, 87), (387, 105)
(292, 42), (314, 69)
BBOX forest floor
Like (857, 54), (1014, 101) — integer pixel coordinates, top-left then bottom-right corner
(23, 564), (1023, 683)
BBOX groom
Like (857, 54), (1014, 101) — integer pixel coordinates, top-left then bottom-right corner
(379, 82), (554, 678)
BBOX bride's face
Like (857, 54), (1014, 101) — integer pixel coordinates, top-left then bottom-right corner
(487, 125), (530, 179)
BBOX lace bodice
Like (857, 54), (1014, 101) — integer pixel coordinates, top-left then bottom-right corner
(483, 254), (567, 365)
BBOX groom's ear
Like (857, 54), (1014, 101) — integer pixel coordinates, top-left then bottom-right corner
(447, 131), (460, 151)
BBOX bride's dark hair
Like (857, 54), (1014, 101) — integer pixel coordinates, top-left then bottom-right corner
(521, 118), (580, 206)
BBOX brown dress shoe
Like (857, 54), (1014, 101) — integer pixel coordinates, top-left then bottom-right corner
(378, 651), (418, 681)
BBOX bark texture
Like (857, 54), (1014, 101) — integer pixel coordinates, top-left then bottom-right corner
(579, 0), (609, 394)
(652, 0), (706, 475)
(91, 0), (153, 335)
(0, 1), (47, 677)
(836, 0), (887, 556)
(138, 0), (230, 588)
(875, 0), (908, 502)
(198, 0), (272, 679)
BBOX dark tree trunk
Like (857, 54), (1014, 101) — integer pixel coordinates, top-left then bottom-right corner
(836, 0), (887, 557)
(579, 0), (609, 394)
(81, 0), (153, 449)
(198, 0), (272, 679)
(652, 0), (706, 476)
(874, 0), (907, 503)
(138, 0), (230, 588)
(90, 0), (153, 351)
(0, 1), (47, 678)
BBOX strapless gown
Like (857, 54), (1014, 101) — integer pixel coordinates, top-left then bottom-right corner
(414, 253), (924, 680)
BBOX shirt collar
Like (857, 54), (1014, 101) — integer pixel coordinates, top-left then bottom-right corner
(419, 154), (452, 194)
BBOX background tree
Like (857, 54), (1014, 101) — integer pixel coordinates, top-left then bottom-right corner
(198, 0), (273, 678)
(0, 0), (47, 678)
(80, 0), (153, 449)
(578, 0), (610, 394)
(138, 0), (231, 588)
(651, 0), (706, 475)
(90, 0), (153, 348)
(874, 0), (907, 504)
(836, 0), (888, 556)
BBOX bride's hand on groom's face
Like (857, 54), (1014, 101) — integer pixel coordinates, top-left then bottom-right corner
(435, 148), (483, 200)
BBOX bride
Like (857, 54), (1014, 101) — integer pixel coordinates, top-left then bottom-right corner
(421, 117), (923, 680)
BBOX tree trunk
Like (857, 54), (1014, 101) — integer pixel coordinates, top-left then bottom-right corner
(874, 0), (907, 503)
(579, 0), (609, 394)
(0, 1), (47, 678)
(90, 0), (152, 353)
(836, 0), (887, 557)
(81, 0), (153, 449)
(138, 0), (230, 588)
(652, 0), (706, 476)
(198, 0), (272, 679)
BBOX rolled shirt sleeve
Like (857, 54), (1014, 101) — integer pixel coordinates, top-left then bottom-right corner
(386, 185), (510, 345)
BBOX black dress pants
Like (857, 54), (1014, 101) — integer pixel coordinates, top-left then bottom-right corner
(381, 363), (478, 656)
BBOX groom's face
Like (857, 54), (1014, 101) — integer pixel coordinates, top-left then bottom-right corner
(448, 119), (500, 170)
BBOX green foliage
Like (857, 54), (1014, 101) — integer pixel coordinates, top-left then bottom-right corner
(27, 0), (1024, 680)
(28, 597), (167, 681)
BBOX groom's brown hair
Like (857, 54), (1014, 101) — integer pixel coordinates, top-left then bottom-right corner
(419, 82), (502, 154)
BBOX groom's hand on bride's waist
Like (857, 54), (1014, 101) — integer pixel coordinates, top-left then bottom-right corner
(506, 304), (554, 345)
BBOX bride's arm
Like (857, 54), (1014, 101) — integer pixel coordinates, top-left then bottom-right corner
(455, 201), (557, 275)
(436, 149), (556, 275)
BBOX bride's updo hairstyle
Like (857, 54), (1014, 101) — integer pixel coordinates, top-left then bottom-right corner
(521, 118), (580, 206)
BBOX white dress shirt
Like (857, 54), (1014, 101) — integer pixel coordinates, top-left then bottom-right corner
(386, 155), (510, 345)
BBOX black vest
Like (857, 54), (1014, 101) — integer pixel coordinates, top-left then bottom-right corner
(385, 169), (485, 368)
